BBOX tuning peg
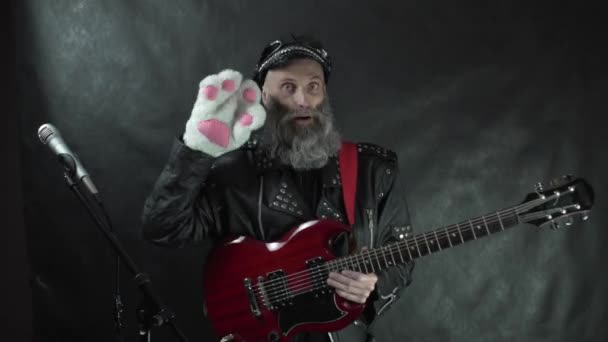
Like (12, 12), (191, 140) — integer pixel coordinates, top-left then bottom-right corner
(535, 182), (544, 192)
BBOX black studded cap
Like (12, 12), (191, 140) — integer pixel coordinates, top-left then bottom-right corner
(252, 34), (332, 87)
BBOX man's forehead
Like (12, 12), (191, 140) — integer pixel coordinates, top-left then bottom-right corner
(266, 59), (325, 82)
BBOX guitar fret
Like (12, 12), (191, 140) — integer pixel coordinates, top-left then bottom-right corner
(381, 246), (389, 268)
(413, 235), (422, 257)
(469, 219), (477, 239)
(404, 239), (413, 261)
(363, 253), (371, 273)
(350, 256), (358, 273)
(482, 215), (490, 235)
(396, 242), (405, 263)
(456, 223), (465, 243)
(497, 212), (505, 230)
(389, 246), (397, 266)
(422, 232), (432, 254)
(433, 230), (442, 250)
(373, 248), (382, 271)
(445, 226), (453, 247)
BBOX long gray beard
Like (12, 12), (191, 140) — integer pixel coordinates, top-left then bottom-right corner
(263, 96), (342, 170)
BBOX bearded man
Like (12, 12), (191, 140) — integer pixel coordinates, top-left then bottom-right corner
(141, 35), (415, 342)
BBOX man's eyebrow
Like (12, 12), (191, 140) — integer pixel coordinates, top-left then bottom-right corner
(278, 75), (322, 82)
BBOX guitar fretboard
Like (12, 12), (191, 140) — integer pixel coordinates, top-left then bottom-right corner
(328, 207), (521, 274)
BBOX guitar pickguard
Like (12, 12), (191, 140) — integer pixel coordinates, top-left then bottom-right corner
(277, 290), (347, 336)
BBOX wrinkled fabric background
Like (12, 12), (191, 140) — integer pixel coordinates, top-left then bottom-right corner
(14, 1), (607, 341)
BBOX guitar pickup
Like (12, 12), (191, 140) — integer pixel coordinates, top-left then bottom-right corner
(265, 270), (289, 309)
(306, 257), (330, 294)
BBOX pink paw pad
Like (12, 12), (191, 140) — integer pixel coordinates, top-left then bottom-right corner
(243, 88), (257, 103)
(239, 114), (253, 126)
(197, 119), (230, 148)
(222, 79), (236, 92)
(200, 85), (218, 100)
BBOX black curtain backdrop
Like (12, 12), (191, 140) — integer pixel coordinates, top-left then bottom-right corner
(14, 1), (607, 341)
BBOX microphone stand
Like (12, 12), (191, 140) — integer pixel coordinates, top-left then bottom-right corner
(96, 198), (125, 342)
(59, 156), (188, 342)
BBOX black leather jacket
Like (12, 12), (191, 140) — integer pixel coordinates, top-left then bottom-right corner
(141, 135), (415, 341)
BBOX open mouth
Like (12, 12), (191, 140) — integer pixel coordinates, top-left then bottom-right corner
(293, 116), (313, 123)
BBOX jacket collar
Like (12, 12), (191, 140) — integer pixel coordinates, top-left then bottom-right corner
(247, 131), (343, 189)
(246, 133), (345, 220)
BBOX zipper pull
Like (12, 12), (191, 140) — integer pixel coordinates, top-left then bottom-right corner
(366, 208), (374, 248)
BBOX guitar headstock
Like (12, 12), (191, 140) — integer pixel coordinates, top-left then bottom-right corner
(517, 175), (594, 230)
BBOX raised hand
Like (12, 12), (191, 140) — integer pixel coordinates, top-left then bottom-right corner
(183, 69), (266, 157)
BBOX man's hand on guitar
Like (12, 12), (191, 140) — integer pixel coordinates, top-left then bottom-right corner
(327, 270), (378, 304)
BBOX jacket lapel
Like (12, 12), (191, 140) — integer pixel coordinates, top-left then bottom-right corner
(316, 157), (347, 224)
(251, 140), (346, 223)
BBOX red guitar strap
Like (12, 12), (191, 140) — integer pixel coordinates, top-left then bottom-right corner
(338, 141), (358, 228)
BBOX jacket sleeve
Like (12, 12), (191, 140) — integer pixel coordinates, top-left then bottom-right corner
(367, 155), (415, 323)
(141, 136), (220, 248)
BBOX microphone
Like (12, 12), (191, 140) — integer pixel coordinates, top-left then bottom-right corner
(38, 123), (99, 195)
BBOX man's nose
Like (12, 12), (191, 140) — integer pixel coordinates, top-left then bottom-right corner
(293, 88), (311, 109)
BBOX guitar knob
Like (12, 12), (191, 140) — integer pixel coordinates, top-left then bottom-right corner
(268, 331), (280, 342)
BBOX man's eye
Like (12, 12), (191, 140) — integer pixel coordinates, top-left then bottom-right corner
(282, 83), (295, 93)
(308, 83), (320, 92)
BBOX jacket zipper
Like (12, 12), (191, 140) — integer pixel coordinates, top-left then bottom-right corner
(366, 208), (374, 248)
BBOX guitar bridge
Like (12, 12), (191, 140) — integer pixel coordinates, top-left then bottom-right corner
(243, 278), (261, 317)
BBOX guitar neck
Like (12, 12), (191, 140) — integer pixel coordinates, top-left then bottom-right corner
(330, 206), (521, 274)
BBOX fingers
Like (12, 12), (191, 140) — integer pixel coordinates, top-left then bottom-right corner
(232, 80), (266, 146)
(196, 69), (243, 109)
(336, 270), (378, 286)
(326, 270), (377, 300)
(335, 289), (366, 304)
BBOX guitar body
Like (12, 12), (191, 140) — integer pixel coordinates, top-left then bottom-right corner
(203, 219), (364, 342)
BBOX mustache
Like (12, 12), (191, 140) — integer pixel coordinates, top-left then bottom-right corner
(266, 101), (321, 122)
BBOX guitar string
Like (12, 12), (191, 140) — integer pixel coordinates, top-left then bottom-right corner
(257, 207), (520, 301)
(253, 203), (527, 296)
(262, 208), (566, 304)
(253, 194), (569, 302)
(254, 192), (572, 296)
(254, 205), (528, 298)
(253, 204), (531, 298)
(257, 203), (573, 305)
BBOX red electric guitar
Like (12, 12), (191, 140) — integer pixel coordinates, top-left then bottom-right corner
(202, 175), (594, 342)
